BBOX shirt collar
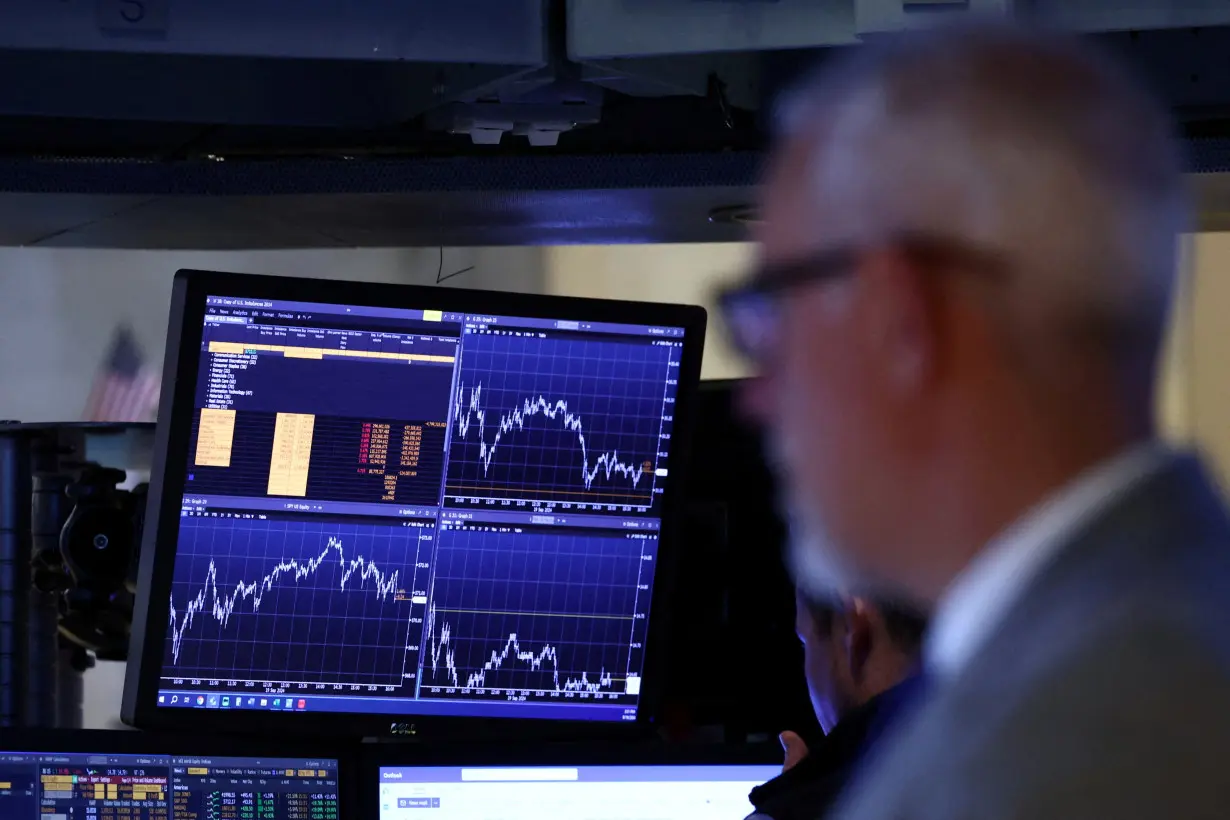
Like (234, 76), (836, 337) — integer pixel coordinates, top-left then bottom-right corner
(925, 441), (1169, 680)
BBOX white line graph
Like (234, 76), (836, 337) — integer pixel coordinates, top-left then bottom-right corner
(164, 516), (428, 686)
(454, 383), (648, 490)
(425, 601), (615, 693)
(168, 535), (400, 664)
(418, 527), (651, 699)
(444, 333), (675, 506)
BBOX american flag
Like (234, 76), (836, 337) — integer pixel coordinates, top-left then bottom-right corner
(82, 326), (161, 423)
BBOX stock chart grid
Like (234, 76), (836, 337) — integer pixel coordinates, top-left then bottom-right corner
(420, 525), (656, 704)
(156, 295), (690, 722)
(446, 332), (679, 509)
(165, 513), (432, 689)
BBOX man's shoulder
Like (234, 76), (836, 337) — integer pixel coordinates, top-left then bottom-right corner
(838, 611), (1230, 818)
(948, 456), (1230, 813)
(957, 545), (1230, 735)
(976, 601), (1230, 724)
(967, 450), (1230, 701)
(838, 456), (1230, 818)
(942, 609), (1230, 816)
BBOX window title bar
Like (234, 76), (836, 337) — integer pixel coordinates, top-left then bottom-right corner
(205, 296), (684, 338)
(378, 765), (780, 783)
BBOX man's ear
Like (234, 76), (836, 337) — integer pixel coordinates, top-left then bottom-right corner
(844, 598), (875, 682)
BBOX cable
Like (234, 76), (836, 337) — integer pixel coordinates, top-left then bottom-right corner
(436, 247), (476, 285)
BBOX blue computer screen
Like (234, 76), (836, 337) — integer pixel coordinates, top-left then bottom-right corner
(0, 748), (338, 819)
(155, 296), (686, 723)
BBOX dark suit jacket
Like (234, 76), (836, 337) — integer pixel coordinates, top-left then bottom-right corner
(747, 678), (923, 820)
(834, 452), (1230, 819)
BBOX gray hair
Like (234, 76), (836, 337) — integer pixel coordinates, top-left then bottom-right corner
(775, 21), (1188, 358)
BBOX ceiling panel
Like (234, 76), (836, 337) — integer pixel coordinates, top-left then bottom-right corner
(0, 0), (545, 64)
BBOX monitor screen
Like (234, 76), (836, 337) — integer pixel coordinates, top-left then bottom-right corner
(126, 272), (705, 734)
(375, 764), (777, 820)
(0, 747), (339, 819)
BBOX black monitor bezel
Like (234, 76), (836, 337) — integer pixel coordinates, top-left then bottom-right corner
(358, 740), (782, 818)
(0, 727), (358, 813)
(122, 269), (708, 741)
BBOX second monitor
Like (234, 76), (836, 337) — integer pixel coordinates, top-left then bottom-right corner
(123, 270), (706, 738)
(365, 740), (779, 820)
(0, 729), (346, 820)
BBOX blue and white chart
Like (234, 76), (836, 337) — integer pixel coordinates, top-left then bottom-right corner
(446, 332), (676, 508)
(421, 525), (656, 699)
(165, 513), (432, 686)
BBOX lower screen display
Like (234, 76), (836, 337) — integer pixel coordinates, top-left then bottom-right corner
(0, 749), (339, 819)
(375, 764), (777, 820)
(159, 512), (656, 723)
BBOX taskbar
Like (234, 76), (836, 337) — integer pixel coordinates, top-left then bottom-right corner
(154, 689), (637, 722)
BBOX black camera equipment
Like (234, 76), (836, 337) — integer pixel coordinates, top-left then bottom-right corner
(0, 421), (153, 728)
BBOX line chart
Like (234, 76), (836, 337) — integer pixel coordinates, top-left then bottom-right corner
(168, 535), (400, 663)
(455, 384), (649, 489)
(419, 526), (656, 701)
(163, 514), (431, 687)
(445, 333), (677, 506)
(426, 602), (615, 693)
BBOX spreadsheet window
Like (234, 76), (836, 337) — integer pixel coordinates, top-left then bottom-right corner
(0, 749), (339, 820)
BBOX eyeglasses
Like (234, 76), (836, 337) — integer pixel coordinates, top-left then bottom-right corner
(716, 246), (861, 364)
(717, 234), (1008, 363)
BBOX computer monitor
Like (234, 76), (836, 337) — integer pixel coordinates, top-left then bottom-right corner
(376, 764), (776, 820)
(367, 743), (778, 820)
(0, 729), (346, 820)
(662, 379), (812, 741)
(123, 270), (706, 739)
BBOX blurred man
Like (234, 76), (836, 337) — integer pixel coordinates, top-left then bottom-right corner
(747, 593), (926, 820)
(721, 20), (1230, 819)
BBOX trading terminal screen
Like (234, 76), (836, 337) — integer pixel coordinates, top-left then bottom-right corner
(155, 295), (688, 722)
(375, 764), (776, 820)
(0, 749), (338, 819)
